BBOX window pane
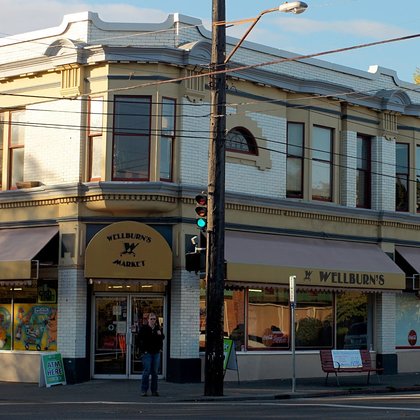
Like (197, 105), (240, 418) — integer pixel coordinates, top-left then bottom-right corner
(336, 292), (369, 350)
(0, 113), (3, 147)
(159, 137), (172, 180)
(287, 123), (304, 156)
(114, 97), (150, 135)
(226, 128), (257, 154)
(90, 135), (103, 180)
(89, 98), (103, 134)
(113, 135), (149, 179)
(357, 137), (369, 170)
(200, 289), (245, 352)
(356, 171), (367, 207)
(248, 288), (290, 349)
(296, 291), (333, 348)
(161, 98), (175, 137)
(396, 143), (409, 174)
(286, 157), (302, 196)
(356, 136), (371, 208)
(10, 110), (25, 147)
(396, 175), (409, 212)
(312, 126), (331, 161)
(225, 290), (245, 351)
(312, 160), (331, 200)
(11, 148), (24, 186)
(287, 123), (304, 198)
(396, 143), (409, 212)
(416, 146), (420, 212)
(0, 113), (3, 188)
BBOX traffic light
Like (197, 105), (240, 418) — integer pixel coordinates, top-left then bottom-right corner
(185, 232), (207, 274)
(195, 193), (208, 230)
(185, 251), (202, 273)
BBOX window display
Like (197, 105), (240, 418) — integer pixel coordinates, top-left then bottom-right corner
(0, 280), (57, 351)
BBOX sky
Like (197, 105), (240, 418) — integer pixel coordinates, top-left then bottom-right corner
(1, 0), (420, 83)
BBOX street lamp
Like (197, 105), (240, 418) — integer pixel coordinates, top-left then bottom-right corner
(204, 1), (308, 397)
(223, 2), (308, 64)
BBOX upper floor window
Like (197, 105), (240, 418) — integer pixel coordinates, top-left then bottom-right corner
(88, 97), (104, 181)
(0, 113), (3, 189)
(312, 126), (333, 202)
(416, 145), (420, 212)
(112, 96), (151, 181)
(9, 110), (25, 189)
(226, 127), (258, 155)
(287, 122), (304, 198)
(160, 98), (176, 181)
(356, 135), (371, 208)
(396, 142), (409, 212)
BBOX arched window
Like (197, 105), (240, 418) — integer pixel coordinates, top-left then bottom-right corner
(226, 127), (258, 155)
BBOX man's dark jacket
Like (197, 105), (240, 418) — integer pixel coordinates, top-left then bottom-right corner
(137, 324), (164, 354)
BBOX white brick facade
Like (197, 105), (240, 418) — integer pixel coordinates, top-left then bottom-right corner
(58, 269), (87, 359)
(25, 100), (84, 184)
(375, 292), (397, 354)
(340, 130), (357, 207)
(169, 269), (200, 359)
(372, 136), (396, 211)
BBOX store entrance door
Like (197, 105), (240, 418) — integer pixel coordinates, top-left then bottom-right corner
(93, 294), (165, 378)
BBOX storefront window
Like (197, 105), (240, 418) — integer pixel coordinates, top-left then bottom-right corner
(200, 288), (245, 351)
(295, 291), (333, 349)
(200, 288), (371, 352)
(248, 288), (290, 349)
(396, 292), (420, 348)
(0, 280), (57, 352)
(336, 291), (369, 350)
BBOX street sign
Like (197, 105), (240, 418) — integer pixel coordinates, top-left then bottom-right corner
(289, 275), (296, 303)
(39, 352), (66, 388)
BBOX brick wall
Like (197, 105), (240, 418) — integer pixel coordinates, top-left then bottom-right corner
(57, 268), (87, 358)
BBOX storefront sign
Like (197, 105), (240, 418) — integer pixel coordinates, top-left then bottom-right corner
(331, 350), (362, 368)
(227, 264), (405, 291)
(408, 329), (417, 346)
(39, 352), (66, 387)
(85, 221), (172, 279)
(223, 338), (238, 372)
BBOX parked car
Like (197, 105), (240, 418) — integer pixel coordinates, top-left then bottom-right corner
(344, 322), (367, 349)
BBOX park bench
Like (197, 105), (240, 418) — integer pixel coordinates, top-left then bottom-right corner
(320, 349), (383, 385)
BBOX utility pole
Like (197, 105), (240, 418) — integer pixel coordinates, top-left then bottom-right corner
(204, 0), (226, 397)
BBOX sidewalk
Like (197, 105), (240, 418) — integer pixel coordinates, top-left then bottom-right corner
(1, 373), (420, 403)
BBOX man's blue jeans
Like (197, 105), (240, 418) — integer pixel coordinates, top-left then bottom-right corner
(141, 352), (161, 393)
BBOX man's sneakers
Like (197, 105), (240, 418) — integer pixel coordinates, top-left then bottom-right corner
(142, 391), (159, 397)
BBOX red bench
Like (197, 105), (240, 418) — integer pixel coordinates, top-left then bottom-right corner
(320, 349), (383, 385)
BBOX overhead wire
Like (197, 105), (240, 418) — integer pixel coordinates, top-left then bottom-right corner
(1, 19), (420, 189)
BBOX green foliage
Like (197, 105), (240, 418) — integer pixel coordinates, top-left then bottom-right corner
(296, 317), (322, 346)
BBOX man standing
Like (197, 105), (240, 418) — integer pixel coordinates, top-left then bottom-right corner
(137, 312), (164, 396)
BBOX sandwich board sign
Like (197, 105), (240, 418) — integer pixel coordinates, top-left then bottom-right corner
(39, 352), (67, 387)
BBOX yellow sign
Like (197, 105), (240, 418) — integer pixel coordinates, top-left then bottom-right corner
(227, 264), (405, 290)
(85, 221), (172, 279)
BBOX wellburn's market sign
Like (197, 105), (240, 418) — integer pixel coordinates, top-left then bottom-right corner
(226, 264), (405, 291)
(85, 221), (172, 279)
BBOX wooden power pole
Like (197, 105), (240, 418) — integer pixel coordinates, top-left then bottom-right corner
(204, 0), (226, 397)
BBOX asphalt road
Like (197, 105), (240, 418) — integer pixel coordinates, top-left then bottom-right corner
(2, 392), (420, 419)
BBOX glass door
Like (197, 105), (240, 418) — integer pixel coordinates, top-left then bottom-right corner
(94, 295), (128, 376)
(130, 297), (164, 376)
(93, 294), (165, 378)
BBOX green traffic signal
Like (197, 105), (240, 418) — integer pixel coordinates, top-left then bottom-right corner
(195, 193), (208, 230)
(196, 218), (206, 229)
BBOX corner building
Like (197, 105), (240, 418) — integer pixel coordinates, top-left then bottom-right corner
(0, 11), (419, 383)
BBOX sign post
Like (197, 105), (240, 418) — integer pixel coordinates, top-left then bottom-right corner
(289, 275), (296, 393)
